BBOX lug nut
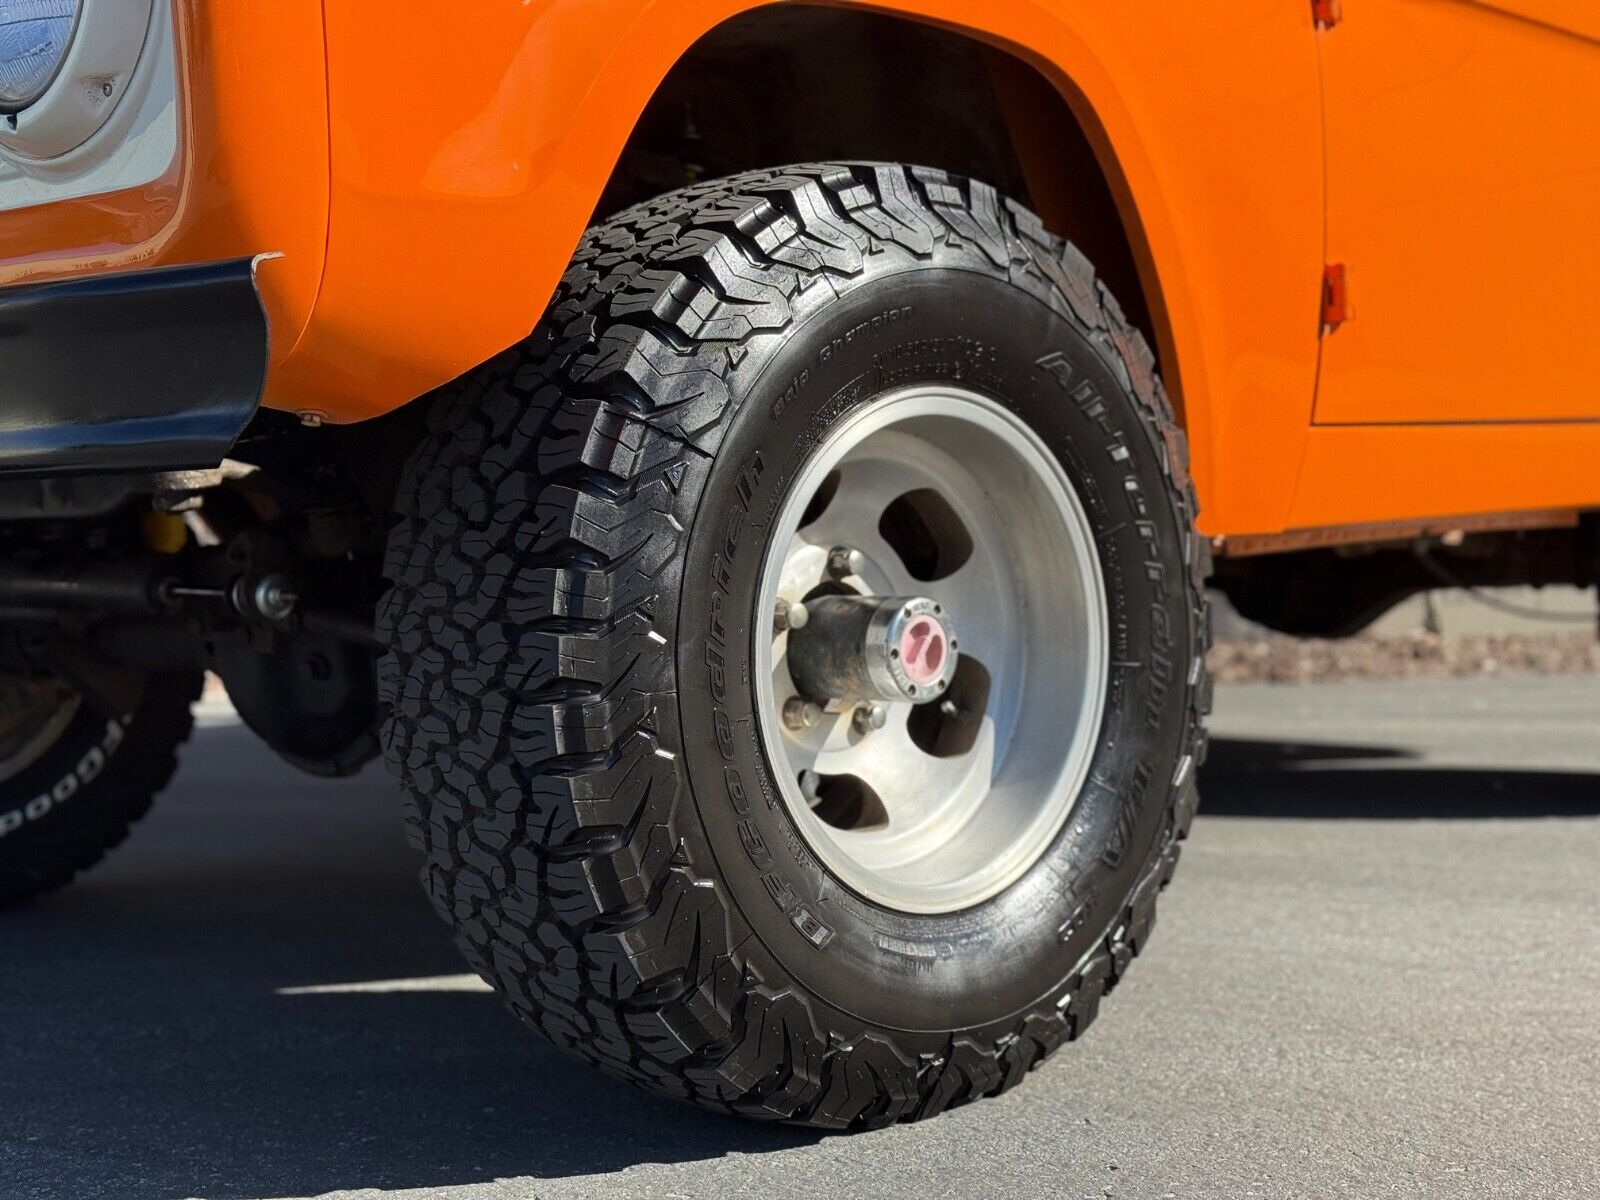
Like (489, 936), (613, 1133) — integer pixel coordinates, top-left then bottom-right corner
(774, 597), (810, 634)
(851, 703), (888, 735)
(783, 696), (825, 731)
(826, 545), (868, 581)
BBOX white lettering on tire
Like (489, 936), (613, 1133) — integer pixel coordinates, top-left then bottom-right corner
(0, 716), (130, 841)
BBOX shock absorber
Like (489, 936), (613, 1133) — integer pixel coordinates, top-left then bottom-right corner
(0, 560), (182, 617)
(0, 558), (381, 644)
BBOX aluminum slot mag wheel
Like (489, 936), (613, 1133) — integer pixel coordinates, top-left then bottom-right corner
(756, 385), (1109, 914)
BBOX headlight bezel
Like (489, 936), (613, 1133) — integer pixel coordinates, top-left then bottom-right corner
(0, 0), (155, 164)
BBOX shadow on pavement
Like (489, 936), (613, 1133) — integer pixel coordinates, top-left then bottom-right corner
(2, 722), (818, 1200)
(1201, 737), (1600, 819)
(9, 721), (1600, 1197)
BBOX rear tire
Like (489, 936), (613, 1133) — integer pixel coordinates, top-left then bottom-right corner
(0, 670), (201, 907)
(380, 163), (1210, 1126)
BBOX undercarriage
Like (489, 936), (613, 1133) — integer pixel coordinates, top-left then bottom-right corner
(0, 409), (419, 778)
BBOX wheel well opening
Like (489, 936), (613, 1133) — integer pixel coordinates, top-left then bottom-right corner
(595, 5), (1159, 369)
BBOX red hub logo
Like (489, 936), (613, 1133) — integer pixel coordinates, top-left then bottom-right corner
(899, 616), (949, 686)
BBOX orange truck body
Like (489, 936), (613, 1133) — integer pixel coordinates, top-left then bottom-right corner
(4, 0), (1598, 538)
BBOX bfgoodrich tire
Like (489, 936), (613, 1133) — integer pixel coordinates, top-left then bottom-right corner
(380, 163), (1210, 1126)
(0, 670), (201, 907)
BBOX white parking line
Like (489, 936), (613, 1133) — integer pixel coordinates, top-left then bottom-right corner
(277, 974), (493, 996)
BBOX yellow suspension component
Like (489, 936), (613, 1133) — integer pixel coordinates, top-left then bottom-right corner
(141, 510), (188, 555)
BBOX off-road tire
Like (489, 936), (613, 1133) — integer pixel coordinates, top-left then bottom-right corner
(380, 163), (1210, 1126)
(0, 671), (202, 907)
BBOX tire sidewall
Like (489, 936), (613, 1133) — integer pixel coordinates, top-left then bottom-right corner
(672, 261), (1195, 1036)
(0, 691), (138, 852)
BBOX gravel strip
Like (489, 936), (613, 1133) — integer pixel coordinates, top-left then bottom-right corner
(1209, 630), (1600, 685)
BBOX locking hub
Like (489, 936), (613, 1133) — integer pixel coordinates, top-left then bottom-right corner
(786, 594), (958, 704)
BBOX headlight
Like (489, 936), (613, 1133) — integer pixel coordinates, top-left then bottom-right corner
(0, 1), (80, 114)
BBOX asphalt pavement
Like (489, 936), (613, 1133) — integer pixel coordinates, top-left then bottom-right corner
(3, 675), (1598, 1200)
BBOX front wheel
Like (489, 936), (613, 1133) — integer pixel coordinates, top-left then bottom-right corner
(380, 163), (1210, 1126)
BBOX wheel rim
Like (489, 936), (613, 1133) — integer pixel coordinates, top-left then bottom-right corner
(0, 675), (81, 787)
(754, 385), (1109, 914)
